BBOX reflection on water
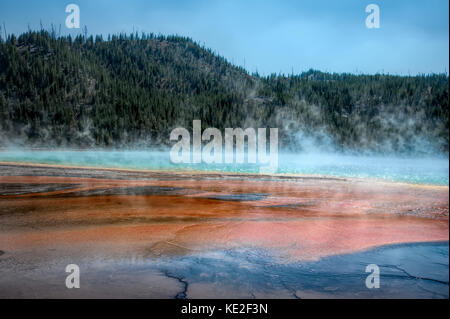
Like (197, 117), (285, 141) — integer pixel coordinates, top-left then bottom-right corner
(0, 160), (448, 298)
(146, 242), (449, 299)
(0, 150), (448, 185)
(0, 242), (448, 298)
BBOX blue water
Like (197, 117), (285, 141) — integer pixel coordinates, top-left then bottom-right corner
(143, 241), (449, 298)
(0, 150), (448, 185)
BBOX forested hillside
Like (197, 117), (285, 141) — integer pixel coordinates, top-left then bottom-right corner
(0, 30), (448, 154)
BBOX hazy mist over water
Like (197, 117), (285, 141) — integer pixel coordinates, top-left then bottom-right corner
(0, 150), (448, 186)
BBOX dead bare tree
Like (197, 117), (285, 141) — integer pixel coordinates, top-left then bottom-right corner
(2, 22), (6, 39)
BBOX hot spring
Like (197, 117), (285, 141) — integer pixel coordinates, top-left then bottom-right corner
(0, 150), (448, 185)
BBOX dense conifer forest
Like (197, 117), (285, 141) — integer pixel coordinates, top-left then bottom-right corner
(0, 30), (448, 154)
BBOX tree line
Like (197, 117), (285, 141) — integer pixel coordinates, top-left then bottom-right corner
(0, 30), (448, 154)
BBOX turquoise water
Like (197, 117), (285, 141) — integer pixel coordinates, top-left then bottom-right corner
(0, 150), (448, 185)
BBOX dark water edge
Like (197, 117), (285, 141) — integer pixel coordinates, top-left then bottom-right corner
(0, 242), (448, 299)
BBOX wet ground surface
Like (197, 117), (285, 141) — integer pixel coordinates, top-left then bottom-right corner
(0, 163), (448, 298)
(0, 242), (447, 298)
(0, 183), (81, 196)
(141, 241), (449, 299)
